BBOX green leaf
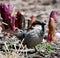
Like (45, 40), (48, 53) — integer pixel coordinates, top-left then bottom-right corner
(35, 43), (54, 51)
(8, 44), (12, 49)
(45, 44), (54, 50)
(35, 43), (42, 49)
(44, 51), (49, 55)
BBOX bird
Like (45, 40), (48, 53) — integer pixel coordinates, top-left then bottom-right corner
(23, 21), (46, 48)
(46, 11), (58, 43)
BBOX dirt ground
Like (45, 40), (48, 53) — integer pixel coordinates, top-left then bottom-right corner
(0, 0), (60, 58)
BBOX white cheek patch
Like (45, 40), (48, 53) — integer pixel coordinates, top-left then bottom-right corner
(33, 25), (42, 30)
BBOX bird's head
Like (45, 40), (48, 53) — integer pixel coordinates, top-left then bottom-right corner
(32, 21), (46, 36)
(50, 11), (58, 23)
